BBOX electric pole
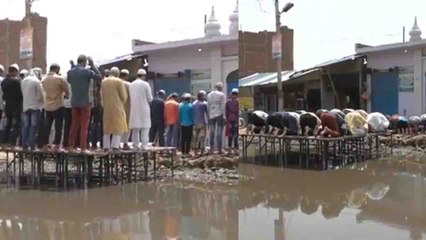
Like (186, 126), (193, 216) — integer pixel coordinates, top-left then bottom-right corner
(275, 0), (283, 111)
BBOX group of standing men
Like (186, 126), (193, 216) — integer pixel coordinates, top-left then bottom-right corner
(0, 54), (239, 156)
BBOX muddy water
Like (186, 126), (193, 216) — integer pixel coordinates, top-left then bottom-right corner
(0, 158), (425, 239)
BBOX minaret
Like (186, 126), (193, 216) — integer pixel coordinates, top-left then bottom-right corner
(204, 6), (221, 37)
(229, 0), (239, 35)
(409, 17), (422, 41)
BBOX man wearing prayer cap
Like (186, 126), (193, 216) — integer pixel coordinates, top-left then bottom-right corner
(1, 64), (23, 148)
(226, 87), (239, 153)
(207, 82), (226, 153)
(192, 90), (208, 155)
(66, 54), (102, 153)
(129, 68), (153, 149)
(119, 69), (131, 149)
(41, 63), (70, 152)
(19, 69), (28, 79)
(149, 89), (166, 146)
(101, 67), (128, 151)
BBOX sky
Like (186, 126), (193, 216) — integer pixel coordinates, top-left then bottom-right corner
(0, 0), (236, 72)
(240, 0), (426, 69)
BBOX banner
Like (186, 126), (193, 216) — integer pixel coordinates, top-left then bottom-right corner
(272, 33), (282, 59)
(20, 27), (33, 60)
(239, 97), (254, 110)
(398, 65), (414, 92)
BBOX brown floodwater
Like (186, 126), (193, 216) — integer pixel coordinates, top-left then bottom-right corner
(0, 157), (425, 239)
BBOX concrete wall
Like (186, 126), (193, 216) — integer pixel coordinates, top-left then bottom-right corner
(147, 41), (238, 95)
(365, 48), (423, 116)
(0, 15), (47, 72)
(239, 27), (294, 78)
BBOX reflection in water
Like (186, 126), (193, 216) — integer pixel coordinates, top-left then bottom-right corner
(0, 182), (238, 240)
(239, 160), (426, 240)
(0, 159), (426, 239)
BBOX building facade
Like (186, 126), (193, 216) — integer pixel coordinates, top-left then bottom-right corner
(0, 14), (47, 72)
(356, 17), (426, 117)
(239, 26), (294, 78)
(101, 3), (239, 97)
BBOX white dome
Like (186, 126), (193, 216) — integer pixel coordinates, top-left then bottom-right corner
(205, 6), (221, 37)
(409, 17), (422, 42)
(229, 0), (239, 35)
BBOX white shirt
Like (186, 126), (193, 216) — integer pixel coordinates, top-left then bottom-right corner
(367, 112), (389, 132)
(21, 75), (44, 111)
(129, 79), (153, 129)
(207, 90), (226, 119)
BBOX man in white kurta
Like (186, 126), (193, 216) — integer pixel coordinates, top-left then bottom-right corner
(129, 69), (153, 149)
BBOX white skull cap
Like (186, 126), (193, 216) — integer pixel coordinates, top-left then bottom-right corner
(10, 64), (20, 72)
(120, 69), (129, 75)
(137, 69), (146, 75)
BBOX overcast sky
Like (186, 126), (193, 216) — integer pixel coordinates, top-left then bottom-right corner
(0, 0), (236, 72)
(240, 0), (426, 69)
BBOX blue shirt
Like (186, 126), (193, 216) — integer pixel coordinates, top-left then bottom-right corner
(67, 65), (101, 107)
(192, 100), (208, 125)
(179, 102), (193, 127)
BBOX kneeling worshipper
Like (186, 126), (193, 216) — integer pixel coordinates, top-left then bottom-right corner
(420, 114), (426, 133)
(389, 115), (409, 134)
(266, 112), (285, 135)
(367, 112), (390, 133)
(345, 111), (368, 136)
(247, 110), (268, 134)
(329, 110), (349, 136)
(409, 116), (421, 134)
(299, 112), (321, 136)
(342, 108), (355, 115)
(280, 112), (300, 136)
(317, 112), (342, 138)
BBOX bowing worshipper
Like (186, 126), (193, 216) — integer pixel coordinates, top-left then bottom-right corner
(366, 112), (390, 133)
(247, 110), (268, 134)
(21, 69), (45, 150)
(317, 112), (342, 138)
(342, 108), (355, 115)
(389, 115), (409, 134)
(345, 111), (368, 136)
(279, 112), (300, 136)
(129, 69), (153, 150)
(409, 116), (421, 134)
(299, 112), (321, 136)
(266, 112), (285, 135)
(164, 93), (180, 148)
(192, 90), (209, 155)
(101, 67), (128, 151)
(225, 88), (239, 152)
(420, 114), (426, 133)
(1, 64), (23, 148)
(119, 69), (131, 150)
(66, 55), (102, 153)
(179, 93), (193, 156)
(149, 90), (166, 146)
(355, 109), (368, 119)
(41, 64), (70, 151)
(329, 109), (349, 136)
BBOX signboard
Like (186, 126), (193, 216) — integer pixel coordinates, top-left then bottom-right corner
(272, 33), (282, 59)
(239, 97), (254, 110)
(398, 65), (414, 92)
(20, 27), (33, 59)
